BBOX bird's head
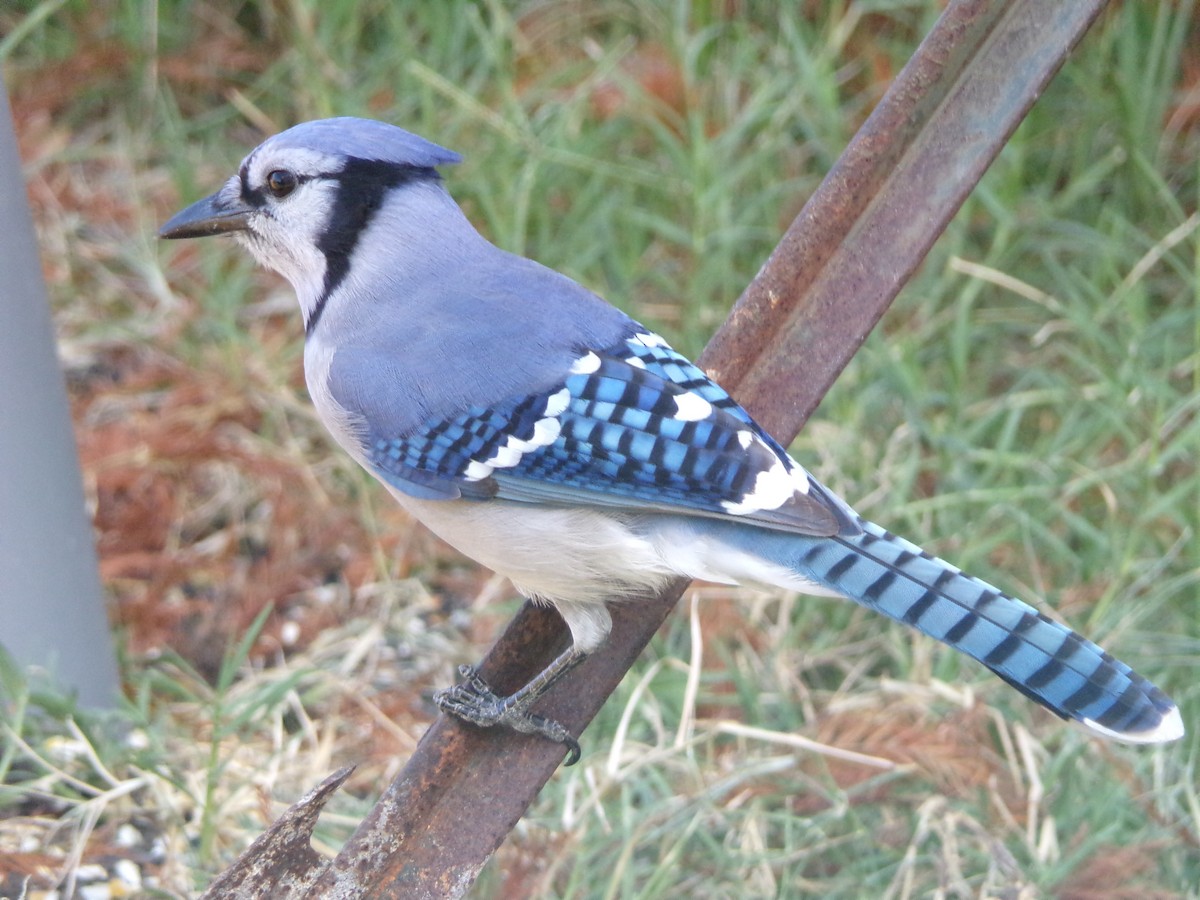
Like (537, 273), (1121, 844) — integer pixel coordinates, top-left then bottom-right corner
(160, 117), (462, 329)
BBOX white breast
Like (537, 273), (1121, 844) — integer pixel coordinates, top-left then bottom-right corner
(304, 336), (371, 468)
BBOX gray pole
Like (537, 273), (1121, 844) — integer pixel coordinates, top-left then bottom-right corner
(0, 74), (117, 707)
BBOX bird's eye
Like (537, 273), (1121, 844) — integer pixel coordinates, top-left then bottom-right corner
(266, 169), (298, 198)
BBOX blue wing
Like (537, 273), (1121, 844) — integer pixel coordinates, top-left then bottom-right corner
(368, 331), (853, 537)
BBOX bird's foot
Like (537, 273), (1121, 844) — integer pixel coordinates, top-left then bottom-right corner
(435, 664), (582, 766)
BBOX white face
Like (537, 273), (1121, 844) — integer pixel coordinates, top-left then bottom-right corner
(227, 145), (345, 315)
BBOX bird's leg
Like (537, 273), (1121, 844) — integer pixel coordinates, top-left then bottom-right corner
(435, 644), (588, 765)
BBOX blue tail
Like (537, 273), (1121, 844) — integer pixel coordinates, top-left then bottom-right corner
(785, 517), (1180, 742)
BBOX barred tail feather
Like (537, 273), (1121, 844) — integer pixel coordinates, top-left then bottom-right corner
(789, 518), (1182, 743)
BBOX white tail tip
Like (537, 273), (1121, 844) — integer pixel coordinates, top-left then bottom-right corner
(1082, 704), (1185, 744)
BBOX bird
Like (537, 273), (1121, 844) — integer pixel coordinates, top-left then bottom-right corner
(160, 117), (1183, 765)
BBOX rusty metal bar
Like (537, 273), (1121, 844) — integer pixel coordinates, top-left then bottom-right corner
(200, 767), (355, 899)
(207, 0), (1113, 896)
(698, 0), (1109, 433)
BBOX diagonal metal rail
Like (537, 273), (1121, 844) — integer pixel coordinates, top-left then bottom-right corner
(201, 1), (1111, 896)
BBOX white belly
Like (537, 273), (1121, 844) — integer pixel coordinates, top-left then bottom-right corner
(390, 491), (681, 652)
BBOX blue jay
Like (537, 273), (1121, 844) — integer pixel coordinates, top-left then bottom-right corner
(161, 117), (1182, 764)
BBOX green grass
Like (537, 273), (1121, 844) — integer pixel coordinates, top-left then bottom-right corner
(2, 0), (1198, 896)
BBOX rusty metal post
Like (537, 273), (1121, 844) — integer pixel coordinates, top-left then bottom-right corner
(199, 769), (355, 900)
(202, 1), (1112, 896)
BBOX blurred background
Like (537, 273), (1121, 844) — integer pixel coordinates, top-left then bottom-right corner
(2, 1), (1197, 896)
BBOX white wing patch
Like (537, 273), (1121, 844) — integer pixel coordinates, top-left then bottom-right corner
(544, 387), (571, 417)
(483, 416), (563, 469)
(721, 459), (796, 515)
(672, 391), (713, 422)
(632, 331), (669, 349)
(570, 352), (601, 375)
(463, 460), (493, 481)
(464, 393), (569, 481)
(720, 433), (812, 515)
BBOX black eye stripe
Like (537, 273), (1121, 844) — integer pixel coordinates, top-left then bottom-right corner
(239, 167), (321, 206)
(239, 165), (265, 207)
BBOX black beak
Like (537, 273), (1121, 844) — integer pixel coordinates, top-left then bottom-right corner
(159, 190), (253, 239)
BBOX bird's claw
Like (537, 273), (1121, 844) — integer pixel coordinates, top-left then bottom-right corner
(435, 665), (582, 766)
